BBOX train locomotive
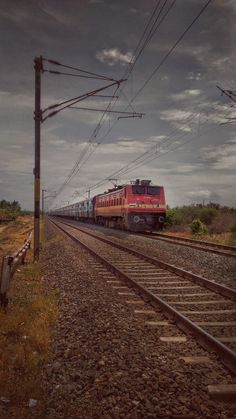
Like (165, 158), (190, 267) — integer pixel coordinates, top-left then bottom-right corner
(52, 179), (166, 232)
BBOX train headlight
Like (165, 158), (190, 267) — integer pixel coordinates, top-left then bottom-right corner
(158, 216), (165, 223)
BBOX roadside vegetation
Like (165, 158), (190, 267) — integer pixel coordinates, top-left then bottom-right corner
(165, 202), (236, 245)
(0, 216), (58, 417)
(0, 199), (22, 222)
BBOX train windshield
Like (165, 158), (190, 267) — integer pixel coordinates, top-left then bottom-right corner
(132, 186), (146, 194)
(147, 186), (161, 195)
(132, 186), (161, 195)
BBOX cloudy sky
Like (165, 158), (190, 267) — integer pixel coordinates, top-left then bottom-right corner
(0, 0), (236, 210)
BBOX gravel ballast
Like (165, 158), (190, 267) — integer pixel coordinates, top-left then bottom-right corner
(39, 220), (236, 418)
(62, 220), (236, 290)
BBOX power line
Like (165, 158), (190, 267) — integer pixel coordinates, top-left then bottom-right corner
(51, 0), (176, 199)
(72, 0), (207, 166)
(60, 113), (200, 200)
(125, 0), (176, 80)
(131, 0), (212, 102)
(68, 100), (229, 199)
(50, 0), (212, 204)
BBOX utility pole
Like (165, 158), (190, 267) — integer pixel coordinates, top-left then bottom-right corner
(34, 56), (43, 261)
(32, 55), (132, 260)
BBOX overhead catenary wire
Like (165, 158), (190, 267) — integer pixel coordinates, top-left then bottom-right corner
(69, 0), (211, 172)
(51, 0), (177, 200)
(70, 119), (224, 203)
(131, 0), (212, 102)
(65, 99), (229, 201)
(83, 0), (212, 166)
(123, 0), (176, 81)
(50, 0), (212, 204)
(52, 112), (201, 206)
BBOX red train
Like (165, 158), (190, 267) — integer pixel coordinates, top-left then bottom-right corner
(52, 179), (166, 232)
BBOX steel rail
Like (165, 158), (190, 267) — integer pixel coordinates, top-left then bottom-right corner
(142, 232), (236, 258)
(52, 218), (236, 302)
(49, 217), (236, 375)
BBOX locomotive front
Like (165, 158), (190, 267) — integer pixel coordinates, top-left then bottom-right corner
(125, 179), (166, 232)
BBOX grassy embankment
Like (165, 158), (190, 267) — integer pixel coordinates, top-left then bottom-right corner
(0, 215), (58, 416)
(165, 204), (236, 245)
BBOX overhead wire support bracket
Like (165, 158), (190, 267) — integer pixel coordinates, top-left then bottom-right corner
(44, 69), (116, 81)
(68, 105), (144, 118)
(41, 78), (127, 122)
(42, 56), (118, 82)
(118, 114), (143, 120)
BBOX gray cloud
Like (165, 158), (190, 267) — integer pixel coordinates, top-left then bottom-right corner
(0, 0), (236, 210)
(96, 48), (133, 66)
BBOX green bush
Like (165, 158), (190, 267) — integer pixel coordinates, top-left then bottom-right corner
(166, 208), (177, 226)
(191, 218), (208, 237)
(0, 200), (21, 222)
(165, 203), (236, 233)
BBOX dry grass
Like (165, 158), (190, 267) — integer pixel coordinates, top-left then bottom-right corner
(166, 230), (235, 246)
(0, 215), (33, 259)
(205, 232), (231, 245)
(0, 216), (58, 417)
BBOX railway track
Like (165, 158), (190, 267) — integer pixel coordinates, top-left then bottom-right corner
(139, 232), (236, 259)
(49, 216), (236, 375)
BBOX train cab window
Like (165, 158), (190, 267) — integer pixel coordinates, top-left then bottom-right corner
(147, 186), (161, 195)
(132, 186), (145, 194)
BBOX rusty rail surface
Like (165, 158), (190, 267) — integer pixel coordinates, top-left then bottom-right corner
(0, 232), (32, 310)
(49, 217), (236, 375)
